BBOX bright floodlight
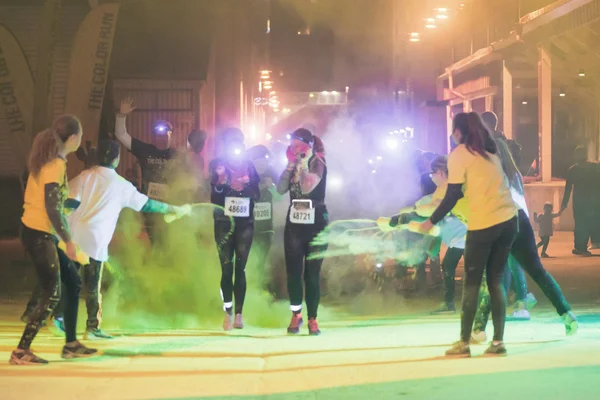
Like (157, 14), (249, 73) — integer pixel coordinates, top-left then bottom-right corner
(386, 137), (399, 150)
(376, 263), (383, 269)
(234, 148), (242, 155)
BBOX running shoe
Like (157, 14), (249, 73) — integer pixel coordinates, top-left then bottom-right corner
(83, 328), (114, 340)
(233, 314), (244, 329)
(484, 342), (507, 356)
(61, 342), (97, 359)
(563, 311), (578, 336)
(572, 249), (592, 257)
(9, 350), (48, 365)
(287, 313), (303, 335)
(541, 253), (550, 258)
(430, 303), (456, 315)
(223, 312), (233, 331)
(507, 309), (530, 321)
(470, 330), (487, 344)
(308, 318), (321, 336)
(445, 341), (471, 357)
(525, 293), (538, 310)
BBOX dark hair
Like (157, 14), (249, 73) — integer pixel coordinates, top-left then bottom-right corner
(481, 111), (499, 131)
(291, 128), (325, 154)
(29, 115), (82, 177)
(544, 202), (553, 210)
(98, 140), (121, 167)
(452, 112), (497, 159)
(188, 129), (208, 152)
(495, 138), (524, 195)
(430, 155), (448, 175)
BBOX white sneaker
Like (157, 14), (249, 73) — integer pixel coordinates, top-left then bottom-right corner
(470, 330), (487, 344)
(509, 309), (531, 321)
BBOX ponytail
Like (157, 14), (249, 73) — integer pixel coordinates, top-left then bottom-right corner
(313, 135), (325, 155)
(28, 115), (82, 177)
(28, 129), (61, 177)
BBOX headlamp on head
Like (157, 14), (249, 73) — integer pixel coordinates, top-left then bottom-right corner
(152, 120), (173, 136)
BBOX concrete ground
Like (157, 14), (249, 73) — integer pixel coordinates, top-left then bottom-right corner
(0, 232), (599, 400)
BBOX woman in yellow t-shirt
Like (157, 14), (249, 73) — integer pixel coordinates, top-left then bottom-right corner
(418, 112), (518, 357)
(10, 115), (97, 365)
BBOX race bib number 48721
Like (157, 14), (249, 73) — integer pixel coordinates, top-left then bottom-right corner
(290, 208), (315, 224)
(225, 197), (250, 217)
(147, 182), (169, 201)
(254, 202), (272, 221)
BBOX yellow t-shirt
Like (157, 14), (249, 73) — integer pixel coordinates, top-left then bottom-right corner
(431, 183), (469, 224)
(448, 144), (517, 230)
(22, 158), (69, 235)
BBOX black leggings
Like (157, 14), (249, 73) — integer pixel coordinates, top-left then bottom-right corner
(214, 218), (254, 314)
(474, 210), (571, 331)
(25, 259), (104, 329)
(284, 221), (328, 319)
(460, 217), (518, 343)
(442, 247), (464, 306)
(19, 225), (81, 349)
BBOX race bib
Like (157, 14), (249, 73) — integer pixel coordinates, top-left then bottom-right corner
(290, 208), (315, 224)
(225, 197), (250, 217)
(254, 202), (272, 221)
(147, 182), (169, 201)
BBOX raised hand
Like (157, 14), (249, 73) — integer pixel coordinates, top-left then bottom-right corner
(119, 97), (136, 116)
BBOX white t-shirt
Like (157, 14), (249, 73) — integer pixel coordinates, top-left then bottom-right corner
(67, 166), (149, 262)
(510, 186), (529, 217)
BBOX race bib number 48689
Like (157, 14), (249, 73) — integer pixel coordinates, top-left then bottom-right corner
(225, 197), (250, 217)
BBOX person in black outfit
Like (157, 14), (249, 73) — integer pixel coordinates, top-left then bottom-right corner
(246, 145), (279, 289)
(561, 146), (598, 256)
(210, 131), (260, 331)
(114, 98), (178, 244)
(481, 111), (522, 169)
(277, 128), (328, 336)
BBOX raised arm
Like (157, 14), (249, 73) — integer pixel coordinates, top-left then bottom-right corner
(114, 98), (136, 150)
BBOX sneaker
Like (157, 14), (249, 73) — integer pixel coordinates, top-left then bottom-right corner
(233, 314), (243, 329)
(541, 253), (550, 258)
(61, 342), (97, 359)
(507, 309), (530, 321)
(9, 349), (48, 365)
(470, 330), (487, 344)
(223, 312), (233, 331)
(308, 318), (321, 336)
(46, 317), (65, 337)
(563, 311), (578, 336)
(525, 293), (538, 310)
(484, 342), (507, 356)
(84, 328), (114, 340)
(573, 249), (592, 257)
(431, 303), (456, 315)
(287, 313), (304, 334)
(445, 341), (471, 357)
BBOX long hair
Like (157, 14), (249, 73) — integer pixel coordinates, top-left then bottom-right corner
(452, 112), (497, 159)
(28, 115), (82, 177)
(495, 138), (525, 195)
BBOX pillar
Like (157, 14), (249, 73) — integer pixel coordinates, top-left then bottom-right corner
(446, 105), (453, 154)
(463, 100), (472, 112)
(502, 61), (513, 140)
(485, 95), (494, 112)
(538, 45), (552, 183)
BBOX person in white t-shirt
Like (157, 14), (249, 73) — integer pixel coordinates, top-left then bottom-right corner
(57, 140), (191, 339)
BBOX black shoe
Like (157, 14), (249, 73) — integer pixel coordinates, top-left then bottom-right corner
(484, 342), (507, 356)
(445, 341), (471, 357)
(61, 342), (97, 359)
(9, 349), (48, 365)
(431, 303), (456, 315)
(573, 249), (592, 257)
(541, 253), (550, 258)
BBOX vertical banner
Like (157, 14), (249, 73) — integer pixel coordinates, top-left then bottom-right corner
(0, 24), (34, 172)
(64, 3), (120, 162)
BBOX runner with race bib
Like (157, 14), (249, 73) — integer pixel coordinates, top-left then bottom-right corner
(246, 145), (280, 292)
(209, 128), (260, 331)
(277, 128), (328, 336)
